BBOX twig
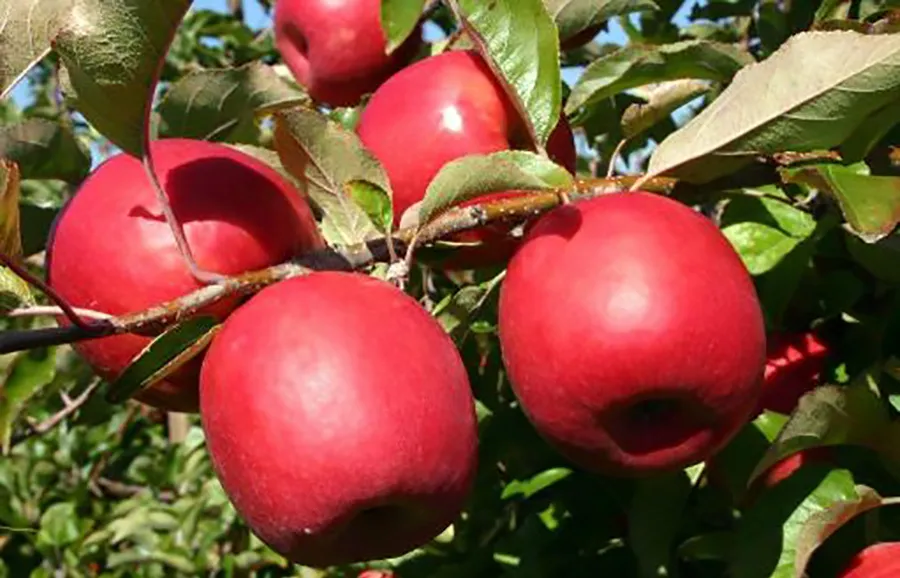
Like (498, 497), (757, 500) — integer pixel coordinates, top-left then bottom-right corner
(0, 252), (93, 330)
(167, 412), (191, 445)
(0, 177), (673, 354)
(608, 139), (628, 178)
(92, 477), (176, 503)
(2, 172), (792, 357)
(7, 306), (112, 321)
(8, 380), (102, 447)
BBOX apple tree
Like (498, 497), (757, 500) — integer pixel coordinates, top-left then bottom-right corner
(1, 0), (900, 577)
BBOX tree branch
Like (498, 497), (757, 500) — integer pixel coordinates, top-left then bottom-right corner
(9, 380), (102, 447)
(0, 172), (783, 357)
(7, 306), (112, 321)
(92, 477), (176, 503)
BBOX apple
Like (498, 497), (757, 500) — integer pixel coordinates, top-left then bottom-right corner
(199, 272), (479, 567)
(739, 447), (834, 506)
(357, 49), (576, 268)
(759, 331), (829, 414)
(498, 192), (766, 476)
(47, 139), (324, 413)
(839, 542), (900, 577)
(274, 0), (421, 107)
(759, 447), (833, 488)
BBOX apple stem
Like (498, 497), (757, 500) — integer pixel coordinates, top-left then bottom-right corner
(608, 139), (628, 178)
(140, 149), (228, 286)
(6, 305), (112, 321)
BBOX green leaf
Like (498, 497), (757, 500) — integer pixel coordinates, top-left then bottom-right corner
(731, 467), (860, 578)
(708, 415), (787, 504)
(621, 79), (711, 139)
(678, 532), (735, 562)
(793, 486), (900, 578)
(107, 550), (195, 573)
(838, 96), (900, 163)
(274, 107), (391, 246)
(0, 161), (33, 312)
(501, 467), (572, 500)
(55, 0), (192, 156)
(419, 150), (574, 226)
(0, 0), (73, 98)
(0, 160), (22, 260)
(0, 119), (91, 183)
(814, 0), (851, 21)
(37, 502), (80, 548)
(566, 40), (750, 114)
(106, 317), (220, 405)
(780, 164), (900, 243)
(0, 347), (56, 453)
(381, 0), (425, 53)
(157, 62), (309, 143)
(721, 193), (817, 275)
(19, 179), (67, 257)
(748, 383), (889, 486)
(544, 0), (659, 44)
(628, 471), (692, 578)
(457, 0), (561, 147)
(434, 271), (505, 339)
(647, 31), (900, 183)
(845, 233), (900, 285)
(347, 180), (393, 236)
(0, 271), (33, 313)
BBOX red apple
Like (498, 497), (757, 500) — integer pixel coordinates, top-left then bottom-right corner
(199, 272), (478, 567)
(759, 331), (829, 414)
(47, 139), (324, 413)
(274, 0), (421, 107)
(760, 447), (833, 487)
(739, 447), (834, 506)
(839, 542), (900, 577)
(498, 192), (766, 476)
(357, 49), (576, 268)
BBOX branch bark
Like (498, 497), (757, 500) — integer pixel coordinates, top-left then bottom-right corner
(8, 380), (102, 447)
(0, 172), (780, 356)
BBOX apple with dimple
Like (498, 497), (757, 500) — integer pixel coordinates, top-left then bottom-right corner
(199, 272), (478, 567)
(839, 542), (900, 577)
(274, 0), (421, 107)
(759, 331), (829, 414)
(498, 192), (766, 476)
(47, 139), (324, 413)
(357, 49), (576, 268)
